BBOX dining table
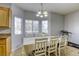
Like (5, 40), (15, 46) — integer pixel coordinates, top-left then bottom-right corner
(23, 36), (61, 55)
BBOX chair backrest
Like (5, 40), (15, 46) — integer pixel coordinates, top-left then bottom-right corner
(59, 35), (68, 48)
(58, 35), (68, 56)
(34, 38), (48, 56)
(50, 37), (58, 49)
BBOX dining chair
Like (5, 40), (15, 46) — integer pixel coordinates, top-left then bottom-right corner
(47, 36), (58, 56)
(34, 38), (48, 56)
(58, 35), (68, 56)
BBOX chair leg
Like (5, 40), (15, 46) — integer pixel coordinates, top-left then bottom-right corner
(58, 48), (60, 56)
(45, 52), (46, 56)
(55, 50), (57, 56)
(48, 52), (50, 56)
(64, 47), (66, 56)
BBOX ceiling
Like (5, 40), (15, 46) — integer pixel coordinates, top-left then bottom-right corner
(15, 3), (79, 15)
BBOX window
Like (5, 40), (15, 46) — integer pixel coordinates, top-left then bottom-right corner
(42, 20), (48, 33)
(14, 17), (22, 34)
(25, 20), (39, 34)
(25, 20), (32, 33)
(33, 21), (39, 33)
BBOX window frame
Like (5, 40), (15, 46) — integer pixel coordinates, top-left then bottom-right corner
(25, 20), (39, 34)
(14, 17), (22, 35)
(42, 20), (48, 34)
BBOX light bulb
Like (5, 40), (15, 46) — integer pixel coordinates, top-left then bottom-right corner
(40, 15), (43, 18)
(43, 11), (48, 15)
(38, 11), (41, 14)
(36, 14), (39, 17)
(44, 14), (48, 17)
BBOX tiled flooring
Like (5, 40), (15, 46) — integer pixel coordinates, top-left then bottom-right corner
(65, 46), (79, 56)
(12, 46), (79, 56)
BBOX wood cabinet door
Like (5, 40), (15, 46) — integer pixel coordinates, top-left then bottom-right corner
(0, 7), (9, 27)
(0, 45), (6, 56)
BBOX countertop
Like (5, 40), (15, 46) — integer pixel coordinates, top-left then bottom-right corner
(0, 33), (11, 38)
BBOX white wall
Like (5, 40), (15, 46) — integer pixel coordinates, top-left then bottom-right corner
(50, 13), (64, 36)
(64, 11), (79, 44)
(11, 4), (24, 52)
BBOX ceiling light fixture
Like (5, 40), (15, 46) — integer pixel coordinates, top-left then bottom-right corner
(36, 3), (48, 18)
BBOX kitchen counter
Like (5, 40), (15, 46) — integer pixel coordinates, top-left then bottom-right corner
(0, 33), (11, 38)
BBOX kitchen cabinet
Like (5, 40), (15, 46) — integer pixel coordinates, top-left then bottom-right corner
(0, 35), (11, 56)
(0, 38), (6, 56)
(0, 7), (11, 28)
(0, 45), (6, 56)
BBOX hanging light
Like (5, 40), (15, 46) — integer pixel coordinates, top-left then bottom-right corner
(36, 3), (48, 18)
(43, 11), (48, 15)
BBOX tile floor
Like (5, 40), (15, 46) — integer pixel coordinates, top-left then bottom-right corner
(11, 46), (79, 56)
(22, 46), (79, 56)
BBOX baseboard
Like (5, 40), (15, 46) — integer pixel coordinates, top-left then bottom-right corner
(68, 42), (79, 49)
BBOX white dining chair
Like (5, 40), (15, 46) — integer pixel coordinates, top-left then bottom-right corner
(48, 36), (58, 56)
(34, 38), (48, 56)
(58, 35), (68, 56)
